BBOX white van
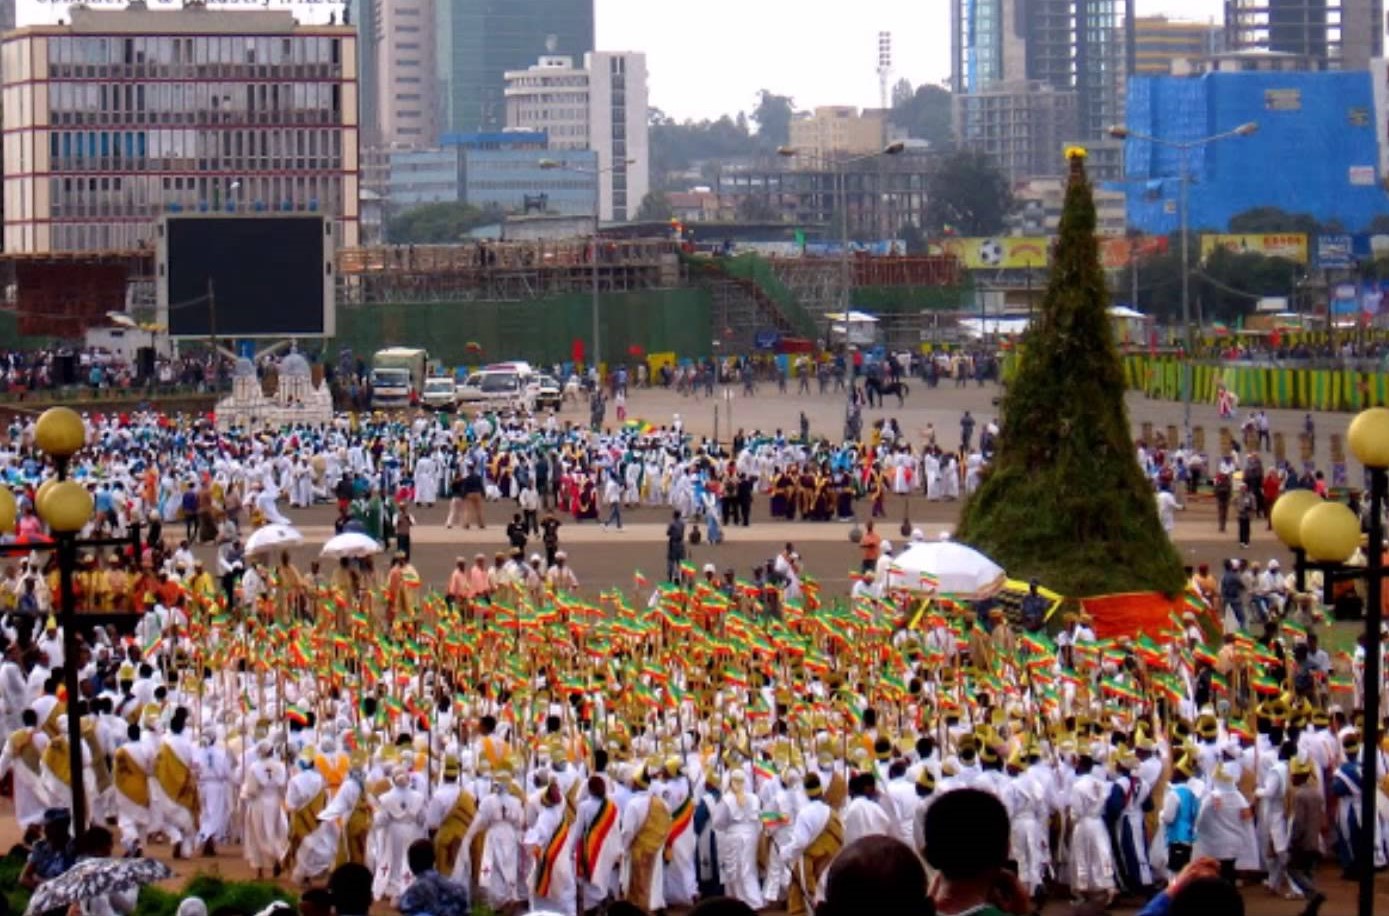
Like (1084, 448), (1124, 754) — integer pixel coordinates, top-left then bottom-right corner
(457, 368), (528, 408)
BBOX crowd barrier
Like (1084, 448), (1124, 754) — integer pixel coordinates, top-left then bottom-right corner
(1124, 356), (1389, 413)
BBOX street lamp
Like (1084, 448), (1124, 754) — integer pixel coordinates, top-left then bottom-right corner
(1108, 121), (1257, 447)
(776, 142), (904, 389)
(1272, 405), (1389, 916)
(0, 407), (142, 832)
(538, 157), (638, 379)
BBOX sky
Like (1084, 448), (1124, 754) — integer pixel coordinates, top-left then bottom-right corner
(598, 0), (1226, 122)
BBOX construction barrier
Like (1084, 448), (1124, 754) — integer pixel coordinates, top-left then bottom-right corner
(1121, 356), (1389, 412)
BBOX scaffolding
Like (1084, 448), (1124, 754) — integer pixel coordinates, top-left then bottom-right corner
(336, 239), (683, 304)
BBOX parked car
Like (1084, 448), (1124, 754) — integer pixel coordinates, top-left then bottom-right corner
(528, 374), (563, 411)
(421, 376), (459, 410)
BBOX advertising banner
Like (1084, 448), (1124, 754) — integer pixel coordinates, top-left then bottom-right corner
(1199, 233), (1309, 264)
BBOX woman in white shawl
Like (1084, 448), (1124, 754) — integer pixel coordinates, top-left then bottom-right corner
(459, 768), (525, 910)
(370, 767), (425, 902)
(241, 740), (289, 877)
(523, 781), (576, 914)
(195, 732), (236, 855)
(714, 769), (766, 910)
(292, 771), (364, 885)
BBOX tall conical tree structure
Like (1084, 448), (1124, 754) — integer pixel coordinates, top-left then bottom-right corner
(957, 149), (1185, 597)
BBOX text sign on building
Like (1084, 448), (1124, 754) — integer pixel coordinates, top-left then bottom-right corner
(1199, 233), (1308, 265)
(1317, 234), (1355, 269)
(17, 0), (342, 26)
(1263, 89), (1302, 111)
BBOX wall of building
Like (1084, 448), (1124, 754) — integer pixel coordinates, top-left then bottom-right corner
(586, 51), (647, 223)
(387, 148), (459, 205)
(441, 0), (594, 133)
(461, 148), (596, 215)
(375, 0), (437, 147)
(787, 107), (888, 166)
(0, 8), (359, 253)
(1124, 71), (1388, 233)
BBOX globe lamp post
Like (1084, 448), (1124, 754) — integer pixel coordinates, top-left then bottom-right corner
(1274, 406), (1389, 916)
(0, 407), (142, 832)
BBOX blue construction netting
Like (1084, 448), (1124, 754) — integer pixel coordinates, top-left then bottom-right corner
(1122, 71), (1389, 234)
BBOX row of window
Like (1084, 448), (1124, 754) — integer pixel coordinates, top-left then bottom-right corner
(46, 173), (346, 218)
(47, 35), (344, 68)
(468, 179), (594, 192)
(46, 127), (345, 166)
(46, 80), (345, 124)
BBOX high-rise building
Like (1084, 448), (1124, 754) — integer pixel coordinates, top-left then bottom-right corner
(1, 6), (360, 253)
(1225, 0), (1383, 70)
(785, 106), (891, 167)
(440, 0), (594, 133)
(952, 0), (1133, 175)
(1134, 16), (1224, 74)
(954, 82), (1080, 181)
(375, 0), (437, 147)
(503, 52), (648, 222)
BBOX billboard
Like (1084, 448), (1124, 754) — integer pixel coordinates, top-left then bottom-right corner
(157, 215), (335, 339)
(939, 235), (1168, 270)
(1316, 234), (1355, 269)
(1199, 233), (1309, 264)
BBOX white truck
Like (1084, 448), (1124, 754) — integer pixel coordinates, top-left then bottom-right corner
(370, 347), (428, 409)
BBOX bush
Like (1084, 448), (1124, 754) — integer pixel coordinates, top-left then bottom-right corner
(135, 875), (295, 916)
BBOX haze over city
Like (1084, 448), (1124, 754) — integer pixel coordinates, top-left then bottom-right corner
(598, 0), (1230, 122)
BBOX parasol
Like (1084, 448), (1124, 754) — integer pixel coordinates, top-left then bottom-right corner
(243, 523), (304, 557)
(26, 857), (173, 915)
(320, 531), (384, 559)
(885, 540), (1007, 600)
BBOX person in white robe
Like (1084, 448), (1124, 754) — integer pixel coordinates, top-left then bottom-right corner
(842, 774), (893, 845)
(523, 781), (576, 914)
(1195, 763), (1258, 871)
(1256, 750), (1296, 898)
(413, 452), (440, 507)
(714, 770), (765, 910)
(292, 771), (363, 886)
(241, 740), (289, 877)
(1068, 756), (1116, 904)
(574, 776), (622, 913)
(460, 770), (525, 910)
(149, 717), (199, 858)
(762, 768), (804, 903)
(371, 767), (425, 902)
(619, 776), (667, 913)
(0, 709), (50, 828)
(196, 733), (236, 854)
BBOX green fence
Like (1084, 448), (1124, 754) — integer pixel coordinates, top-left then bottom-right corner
(851, 284), (972, 313)
(1123, 355), (1389, 413)
(331, 289), (713, 367)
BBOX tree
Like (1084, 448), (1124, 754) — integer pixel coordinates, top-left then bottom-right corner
(1116, 238), (1300, 323)
(735, 195), (781, 223)
(385, 202), (499, 244)
(891, 77), (915, 109)
(957, 150), (1185, 597)
(892, 84), (953, 151)
(924, 152), (1013, 236)
(636, 191), (674, 222)
(1228, 207), (1319, 237)
(751, 90), (795, 150)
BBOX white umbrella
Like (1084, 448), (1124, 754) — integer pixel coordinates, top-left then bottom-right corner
(243, 522), (304, 557)
(885, 540), (1006, 600)
(320, 531), (384, 559)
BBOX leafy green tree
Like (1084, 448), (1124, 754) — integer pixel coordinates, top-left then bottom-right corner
(1117, 238), (1299, 323)
(891, 77), (915, 109)
(924, 152), (1013, 236)
(636, 191), (674, 222)
(385, 202), (499, 243)
(891, 83), (953, 151)
(957, 150), (1185, 597)
(751, 90), (795, 150)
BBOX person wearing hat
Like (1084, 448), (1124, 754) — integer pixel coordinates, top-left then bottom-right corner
(0, 707), (50, 830)
(1106, 750), (1154, 895)
(1330, 729), (1381, 875)
(1068, 753), (1117, 905)
(618, 763), (670, 912)
(18, 807), (74, 891)
(1160, 755), (1201, 874)
(1196, 762), (1256, 882)
(781, 771), (843, 916)
(1254, 740), (1299, 899)
(1286, 755), (1326, 905)
(545, 551), (579, 593)
(461, 763), (525, 909)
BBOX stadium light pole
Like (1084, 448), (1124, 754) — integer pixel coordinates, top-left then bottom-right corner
(539, 157), (637, 381)
(1108, 122), (1257, 448)
(776, 142), (904, 402)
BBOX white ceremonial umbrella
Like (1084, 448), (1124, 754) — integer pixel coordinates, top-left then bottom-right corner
(885, 540), (1007, 600)
(320, 531), (384, 559)
(243, 522), (304, 557)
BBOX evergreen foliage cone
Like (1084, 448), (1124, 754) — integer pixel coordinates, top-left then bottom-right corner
(956, 148), (1186, 597)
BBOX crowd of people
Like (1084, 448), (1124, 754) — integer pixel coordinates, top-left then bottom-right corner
(0, 399), (1382, 916)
